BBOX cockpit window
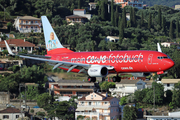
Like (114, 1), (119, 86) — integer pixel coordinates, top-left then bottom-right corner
(157, 56), (168, 59)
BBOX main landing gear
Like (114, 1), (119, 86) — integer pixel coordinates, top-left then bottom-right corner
(87, 75), (121, 83)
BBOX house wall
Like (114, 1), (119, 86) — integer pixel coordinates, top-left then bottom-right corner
(73, 10), (86, 15)
(86, 92), (103, 100)
(163, 83), (174, 91)
(105, 36), (119, 42)
(110, 98), (120, 119)
(0, 113), (24, 120)
(14, 17), (41, 33)
(0, 92), (9, 106)
(161, 43), (170, 47)
(76, 93), (120, 120)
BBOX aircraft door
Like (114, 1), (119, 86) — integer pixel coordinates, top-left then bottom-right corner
(148, 54), (153, 64)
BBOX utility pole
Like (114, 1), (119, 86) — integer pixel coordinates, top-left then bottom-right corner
(19, 83), (24, 120)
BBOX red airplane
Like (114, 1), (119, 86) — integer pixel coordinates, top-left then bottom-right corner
(5, 16), (174, 82)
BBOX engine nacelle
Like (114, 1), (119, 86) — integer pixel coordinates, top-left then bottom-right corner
(88, 66), (108, 77)
(131, 72), (151, 77)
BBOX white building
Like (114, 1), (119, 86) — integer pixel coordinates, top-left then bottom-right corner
(157, 79), (180, 91)
(13, 16), (41, 33)
(0, 39), (35, 53)
(161, 42), (180, 48)
(105, 36), (119, 42)
(0, 107), (25, 120)
(144, 111), (180, 120)
(175, 5), (180, 11)
(73, 9), (92, 20)
(89, 3), (97, 10)
(75, 92), (120, 120)
(109, 79), (151, 97)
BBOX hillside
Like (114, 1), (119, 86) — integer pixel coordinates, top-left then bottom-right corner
(141, 0), (180, 7)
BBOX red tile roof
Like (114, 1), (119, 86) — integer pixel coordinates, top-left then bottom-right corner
(0, 39), (35, 47)
(0, 107), (21, 113)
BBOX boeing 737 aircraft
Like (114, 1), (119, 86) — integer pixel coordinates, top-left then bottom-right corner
(5, 16), (175, 82)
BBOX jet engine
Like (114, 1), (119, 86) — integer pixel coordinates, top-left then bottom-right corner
(131, 72), (151, 77)
(88, 66), (108, 77)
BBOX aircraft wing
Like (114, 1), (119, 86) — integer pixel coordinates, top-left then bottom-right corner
(5, 40), (114, 73)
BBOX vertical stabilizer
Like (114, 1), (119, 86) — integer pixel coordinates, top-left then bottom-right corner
(157, 43), (162, 53)
(41, 16), (64, 51)
(41, 16), (73, 55)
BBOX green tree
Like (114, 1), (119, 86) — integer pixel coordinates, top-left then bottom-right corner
(162, 16), (166, 32)
(176, 19), (179, 38)
(169, 89), (180, 109)
(99, 81), (115, 92)
(134, 88), (149, 103)
(100, 1), (106, 21)
(132, 8), (136, 27)
(148, 13), (152, 29)
(158, 8), (162, 27)
(122, 8), (127, 28)
(169, 20), (174, 39)
(78, 0), (82, 9)
(98, 40), (107, 51)
(123, 106), (137, 120)
(120, 96), (127, 105)
(119, 19), (124, 43)
(37, 93), (53, 109)
(52, 15), (63, 26)
(7, 22), (13, 31)
(140, 12), (144, 27)
(114, 5), (119, 27)
(129, 7), (133, 27)
(111, 0), (115, 26)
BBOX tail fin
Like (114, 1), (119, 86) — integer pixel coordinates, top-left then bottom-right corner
(41, 16), (73, 55)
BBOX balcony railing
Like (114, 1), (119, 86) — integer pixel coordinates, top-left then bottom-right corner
(19, 28), (41, 33)
(76, 112), (99, 115)
(19, 23), (40, 25)
(100, 112), (110, 116)
(77, 105), (111, 108)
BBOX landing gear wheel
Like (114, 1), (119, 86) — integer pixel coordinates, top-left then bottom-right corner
(87, 77), (96, 82)
(113, 76), (117, 82)
(156, 75), (162, 81)
(112, 76), (121, 82)
(116, 76), (121, 82)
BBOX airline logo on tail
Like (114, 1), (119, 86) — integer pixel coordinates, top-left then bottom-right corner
(41, 16), (64, 51)
(47, 32), (58, 51)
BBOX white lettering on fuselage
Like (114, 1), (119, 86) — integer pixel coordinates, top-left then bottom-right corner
(70, 53), (143, 64)
(121, 66), (133, 70)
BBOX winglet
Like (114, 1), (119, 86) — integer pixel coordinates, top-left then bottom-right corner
(4, 40), (14, 55)
(157, 43), (162, 53)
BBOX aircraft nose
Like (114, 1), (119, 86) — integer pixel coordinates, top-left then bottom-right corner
(167, 59), (175, 68)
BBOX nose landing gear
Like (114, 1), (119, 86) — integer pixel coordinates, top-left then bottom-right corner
(87, 77), (96, 83)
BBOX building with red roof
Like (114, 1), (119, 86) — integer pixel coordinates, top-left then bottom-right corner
(0, 107), (25, 120)
(75, 92), (120, 120)
(114, 0), (143, 9)
(0, 39), (35, 53)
